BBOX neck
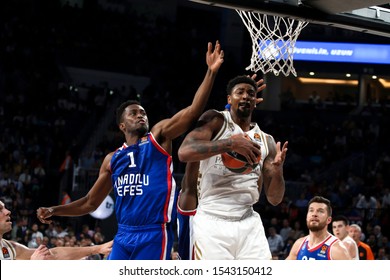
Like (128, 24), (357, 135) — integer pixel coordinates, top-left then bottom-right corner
(125, 133), (146, 146)
(229, 111), (252, 131)
(309, 230), (330, 246)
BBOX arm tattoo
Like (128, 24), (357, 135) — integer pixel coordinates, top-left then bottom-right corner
(189, 138), (232, 155)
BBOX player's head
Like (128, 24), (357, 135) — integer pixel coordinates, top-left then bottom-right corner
(0, 200), (12, 236)
(332, 215), (350, 240)
(306, 196), (332, 232)
(348, 224), (362, 243)
(116, 100), (149, 137)
(226, 75), (258, 118)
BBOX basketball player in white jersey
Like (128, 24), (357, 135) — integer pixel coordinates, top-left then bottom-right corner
(332, 215), (359, 260)
(0, 200), (112, 260)
(178, 74), (287, 260)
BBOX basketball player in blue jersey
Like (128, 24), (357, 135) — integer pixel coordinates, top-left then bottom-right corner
(178, 75), (287, 260)
(286, 196), (352, 260)
(36, 41), (225, 260)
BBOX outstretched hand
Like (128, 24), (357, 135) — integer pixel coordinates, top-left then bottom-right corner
(206, 40), (224, 72)
(272, 141), (288, 167)
(98, 240), (114, 257)
(31, 245), (54, 260)
(36, 207), (54, 224)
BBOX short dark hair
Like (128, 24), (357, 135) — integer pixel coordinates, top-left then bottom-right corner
(226, 75), (257, 95)
(116, 100), (141, 125)
(308, 196), (332, 216)
(332, 215), (349, 226)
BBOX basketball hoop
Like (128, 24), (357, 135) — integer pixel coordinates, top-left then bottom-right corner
(237, 9), (308, 76)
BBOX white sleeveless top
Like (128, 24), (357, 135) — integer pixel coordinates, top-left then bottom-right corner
(343, 235), (359, 260)
(1, 239), (16, 260)
(197, 110), (271, 220)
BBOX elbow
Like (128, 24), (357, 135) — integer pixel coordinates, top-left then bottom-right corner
(268, 197), (283, 206)
(266, 189), (285, 206)
(178, 147), (190, 162)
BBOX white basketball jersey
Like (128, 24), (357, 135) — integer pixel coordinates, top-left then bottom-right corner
(197, 110), (271, 219)
(1, 239), (16, 260)
(343, 235), (359, 260)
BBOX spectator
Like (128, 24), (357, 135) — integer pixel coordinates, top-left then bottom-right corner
(356, 192), (378, 221)
(381, 188), (390, 208)
(376, 247), (389, 260)
(267, 227), (284, 257)
(279, 218), (293, 243)
(349, 224), (374, 260)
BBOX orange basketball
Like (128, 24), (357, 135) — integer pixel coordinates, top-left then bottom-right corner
(221, 135), (260, 174)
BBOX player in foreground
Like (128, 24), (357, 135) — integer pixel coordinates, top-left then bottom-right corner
(0, 200), (112, 260)
(178, 74), (288, 259)
(286, 196), (352, 260)
(37, 41), (225, 260)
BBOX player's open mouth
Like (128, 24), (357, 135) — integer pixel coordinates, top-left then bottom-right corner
(239, 102), (251, 109)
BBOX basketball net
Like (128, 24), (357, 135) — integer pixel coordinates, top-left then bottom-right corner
(236, 10), (308, 76)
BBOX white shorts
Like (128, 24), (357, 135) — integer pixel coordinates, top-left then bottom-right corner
(193, 210), (271, 260)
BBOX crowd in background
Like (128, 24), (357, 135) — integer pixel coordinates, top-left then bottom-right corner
(0, 0), (389, 260)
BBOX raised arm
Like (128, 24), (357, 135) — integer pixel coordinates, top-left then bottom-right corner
(262, 136), (288, 206)
(151, 41), (224, 141)
(37, 153), (114, 224)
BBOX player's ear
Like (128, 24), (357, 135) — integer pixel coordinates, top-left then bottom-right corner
(119, 122), (125, 132)
(227, 95), (232, 104)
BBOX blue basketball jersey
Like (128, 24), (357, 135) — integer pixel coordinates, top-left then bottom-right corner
(110, 133), (177, 226)
(297, 234), (339, 260)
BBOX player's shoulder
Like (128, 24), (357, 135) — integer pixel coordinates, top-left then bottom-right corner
(295, 236), (307, 245)
(194, 109), (224, 132)
(199, 109), (223, 121)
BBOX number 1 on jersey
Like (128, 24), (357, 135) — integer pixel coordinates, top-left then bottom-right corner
(127, 152), (136, 168)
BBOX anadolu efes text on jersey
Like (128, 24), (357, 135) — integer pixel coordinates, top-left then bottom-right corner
(110, 133), (177, 226)
(114, 173), (149, 196)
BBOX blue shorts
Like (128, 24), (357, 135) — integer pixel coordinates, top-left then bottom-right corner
(108, 223), (174, 260)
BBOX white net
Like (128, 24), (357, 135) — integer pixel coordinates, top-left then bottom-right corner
(236, 10), (309, 76)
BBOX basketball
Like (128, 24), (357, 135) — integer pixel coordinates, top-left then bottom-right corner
(221, 135), (260, 174)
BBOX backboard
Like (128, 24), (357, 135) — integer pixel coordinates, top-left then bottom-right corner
(190, 0), (390, 38)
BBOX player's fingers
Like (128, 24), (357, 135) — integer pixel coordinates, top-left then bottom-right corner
(282, 141), (289, 150)
(207, 42), (212, 54)
(256, 78), (264, 85)
(256, 98), (263, 104)
(258, 84), (266, 92)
